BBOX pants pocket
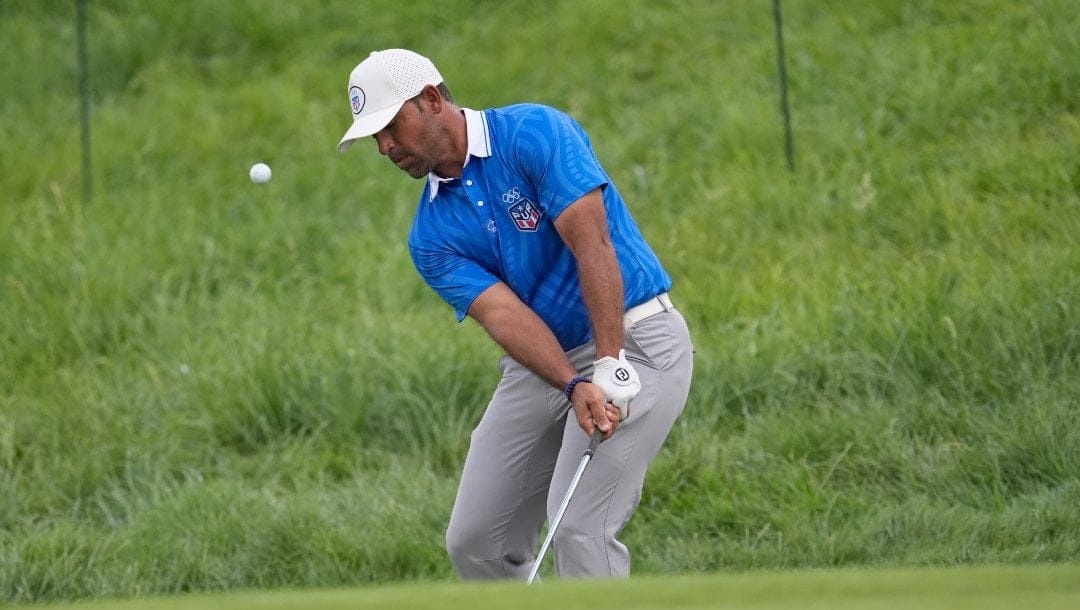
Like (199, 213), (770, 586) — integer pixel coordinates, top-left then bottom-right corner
(624, 311), (679, 371)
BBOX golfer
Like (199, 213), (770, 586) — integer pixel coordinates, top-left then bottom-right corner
(337, 49), (694, 580)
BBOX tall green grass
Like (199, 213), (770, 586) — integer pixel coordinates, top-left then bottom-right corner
(2, 0), (1078, 603)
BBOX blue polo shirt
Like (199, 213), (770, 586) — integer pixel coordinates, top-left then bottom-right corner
(408, 103), (671, 351)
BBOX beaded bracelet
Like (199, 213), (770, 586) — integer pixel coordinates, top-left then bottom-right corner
(564, 375), (591, 401)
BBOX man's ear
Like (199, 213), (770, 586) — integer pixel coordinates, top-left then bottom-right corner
(420, 84), (443, 113)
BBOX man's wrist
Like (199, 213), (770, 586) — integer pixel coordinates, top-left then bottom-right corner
(564, 375), (591, 402)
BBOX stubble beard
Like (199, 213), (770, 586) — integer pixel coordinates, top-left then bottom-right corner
(404, 158), (433, 179)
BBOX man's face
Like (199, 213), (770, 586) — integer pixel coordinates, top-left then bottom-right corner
(371, 97), (445, 179)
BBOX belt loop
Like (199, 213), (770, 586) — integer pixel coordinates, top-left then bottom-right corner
(658, 293), (673, 311)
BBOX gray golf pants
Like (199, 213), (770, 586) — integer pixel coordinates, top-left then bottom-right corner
(445, 306), (694, 580)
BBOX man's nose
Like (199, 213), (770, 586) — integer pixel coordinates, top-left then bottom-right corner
(373, 131), (393, 155)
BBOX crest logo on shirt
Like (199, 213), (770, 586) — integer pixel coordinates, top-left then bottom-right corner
(503, 186), (542, 232)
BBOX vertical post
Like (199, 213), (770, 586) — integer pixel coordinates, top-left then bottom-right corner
(77, 0), (92, 202)
(773, 0), (795, 172)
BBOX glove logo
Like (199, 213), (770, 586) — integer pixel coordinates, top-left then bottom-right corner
(593, 349), (639, 422)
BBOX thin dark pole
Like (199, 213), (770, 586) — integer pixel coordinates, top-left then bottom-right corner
(77, 0), (91, 202)
(773, 0), (795, 172)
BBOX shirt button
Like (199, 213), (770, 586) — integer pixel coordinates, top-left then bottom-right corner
(477, 201), (485, 206)
(466, 180), (473, 186)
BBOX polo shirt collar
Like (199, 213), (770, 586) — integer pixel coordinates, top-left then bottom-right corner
(427, 108), (491, 200)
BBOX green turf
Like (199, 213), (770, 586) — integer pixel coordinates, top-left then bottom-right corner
(33, 564), (1080, 610)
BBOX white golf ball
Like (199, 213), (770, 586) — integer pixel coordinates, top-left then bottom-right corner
(250, 162), (272, 184)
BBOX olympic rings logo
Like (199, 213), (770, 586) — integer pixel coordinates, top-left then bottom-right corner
(502, 187), (522, 204)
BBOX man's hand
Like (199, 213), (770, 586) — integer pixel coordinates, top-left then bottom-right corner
(592, 349), (641, 421)
(569, 380), (622, 440)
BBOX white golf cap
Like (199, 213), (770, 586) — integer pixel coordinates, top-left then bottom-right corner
(336, 49), (444, 153)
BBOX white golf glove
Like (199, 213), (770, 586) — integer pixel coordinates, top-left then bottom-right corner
(592, 349), (641, 421)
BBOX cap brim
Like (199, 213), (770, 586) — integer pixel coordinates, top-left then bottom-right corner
(337, 102), (405, 153)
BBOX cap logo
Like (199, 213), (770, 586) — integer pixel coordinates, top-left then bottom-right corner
(350, 85), (366, 115)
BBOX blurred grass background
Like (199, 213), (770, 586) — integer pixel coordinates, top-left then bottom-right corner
(1, 0), (1078, 603)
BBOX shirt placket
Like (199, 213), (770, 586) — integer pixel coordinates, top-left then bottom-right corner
(461, 171), (502, 257)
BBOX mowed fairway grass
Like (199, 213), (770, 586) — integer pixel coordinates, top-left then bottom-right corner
(2, 0), (1079, 606)
(34, 564), (1080, 610)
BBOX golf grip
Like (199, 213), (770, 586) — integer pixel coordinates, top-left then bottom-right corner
(585, 427), (603, 454)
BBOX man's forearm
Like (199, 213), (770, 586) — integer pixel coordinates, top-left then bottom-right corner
(483, 307), (579, 390)
(553, 189), (626, 360)
(573, 236), (625, 359)
(469, 283), (579, 391)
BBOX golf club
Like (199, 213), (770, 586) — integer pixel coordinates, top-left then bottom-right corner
(526, 427), (605, 585)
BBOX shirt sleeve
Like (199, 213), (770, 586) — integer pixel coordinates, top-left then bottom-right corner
(512, 106), (609, 219)
(409, 236), (500, 322)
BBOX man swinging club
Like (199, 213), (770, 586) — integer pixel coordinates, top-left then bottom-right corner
(336, 49), (694, 580)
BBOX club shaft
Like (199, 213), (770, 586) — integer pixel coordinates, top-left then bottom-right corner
(527, 429), (603, 584)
